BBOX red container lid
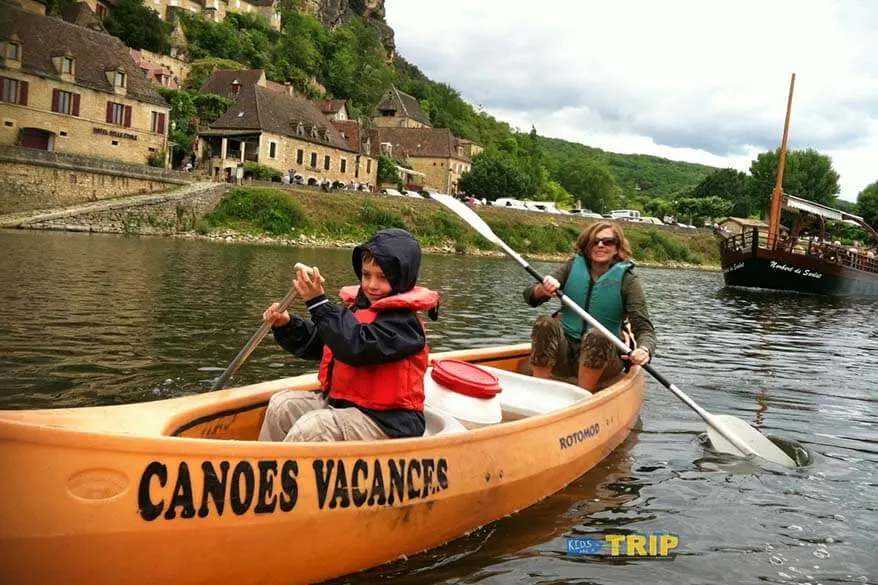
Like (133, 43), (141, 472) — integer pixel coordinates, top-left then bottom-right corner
(431, 359), (502, 399)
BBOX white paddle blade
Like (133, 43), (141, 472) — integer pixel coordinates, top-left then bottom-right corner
(706, 415), (797, 468)
(431, 194), (501, 245)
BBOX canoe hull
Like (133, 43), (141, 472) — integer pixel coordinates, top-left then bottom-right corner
(0, 344), (643, 585)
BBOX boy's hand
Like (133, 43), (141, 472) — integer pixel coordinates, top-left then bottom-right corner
(263, 302), (291, 327)
(294, 265), (326, 302)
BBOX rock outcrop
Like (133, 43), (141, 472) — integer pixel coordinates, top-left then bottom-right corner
(300, 0), (395, 59)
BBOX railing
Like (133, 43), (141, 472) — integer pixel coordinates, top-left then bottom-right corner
(720, 227), (878, 274)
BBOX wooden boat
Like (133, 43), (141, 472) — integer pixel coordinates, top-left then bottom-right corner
(0, 343), (644, 585)
(718, 73), (878, 297)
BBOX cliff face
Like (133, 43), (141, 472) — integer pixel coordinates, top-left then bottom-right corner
(301, 0), (395, 59)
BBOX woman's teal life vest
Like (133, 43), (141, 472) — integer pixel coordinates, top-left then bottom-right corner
(560, 255), (633, 340)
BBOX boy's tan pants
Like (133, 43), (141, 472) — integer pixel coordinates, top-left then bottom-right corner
(258, 390), (388, 442)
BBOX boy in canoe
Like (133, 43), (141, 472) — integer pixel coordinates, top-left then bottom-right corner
(258, 228), (439, 442)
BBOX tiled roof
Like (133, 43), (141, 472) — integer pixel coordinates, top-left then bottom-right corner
(59, 2), (106, 32)
(367, 127), (470, 161)
(331, 119), (365, 152)
(376, 86), (430, 126)
(208, 84), (356, 152)
(0, 0), (166, 106)
(199, 68), (266, 97)
(313, 98), (346, 115)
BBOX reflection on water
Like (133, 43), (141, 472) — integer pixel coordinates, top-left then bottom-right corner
(0, 231), (875, 584)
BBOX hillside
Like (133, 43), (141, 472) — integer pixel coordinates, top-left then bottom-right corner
(93, 0), (717, 210)
(537, 136), (715, 200)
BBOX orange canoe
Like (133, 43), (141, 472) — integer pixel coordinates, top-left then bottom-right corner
(0, 343), (644, 585)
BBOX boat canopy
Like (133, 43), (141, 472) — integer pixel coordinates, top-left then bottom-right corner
(783, 193), (863, 225)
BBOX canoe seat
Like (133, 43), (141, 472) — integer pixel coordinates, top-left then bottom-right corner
(481, 366), (593, 418)
(422, 405), (468, 436)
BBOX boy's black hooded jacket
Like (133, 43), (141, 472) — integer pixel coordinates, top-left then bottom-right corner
(271, 228), (427, 438)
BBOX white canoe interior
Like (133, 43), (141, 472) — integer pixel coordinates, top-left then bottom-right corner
(423, 365), (593, 436)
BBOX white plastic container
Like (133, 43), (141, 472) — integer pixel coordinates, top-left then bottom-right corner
(423, 360), (503, 429)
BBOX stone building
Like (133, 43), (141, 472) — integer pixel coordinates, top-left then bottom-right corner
(80, 0), (281, 31)
(0, 0), (170, 165)
(312, 98), (348, 122)
(198, 69), (377, 186)
(373, 86), (431, 129)
(368, 127), (473, 194)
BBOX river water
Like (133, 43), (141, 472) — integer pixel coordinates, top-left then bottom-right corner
(0, 230), (875, 584)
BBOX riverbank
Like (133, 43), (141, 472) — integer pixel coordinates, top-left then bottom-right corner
(195, 186), (722, 269)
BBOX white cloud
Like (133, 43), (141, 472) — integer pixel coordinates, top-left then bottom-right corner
(385, 0), (878, 202)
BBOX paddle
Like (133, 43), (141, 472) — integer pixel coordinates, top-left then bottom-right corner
(431, 194), (798, 468)
(211, 262), (315, 391)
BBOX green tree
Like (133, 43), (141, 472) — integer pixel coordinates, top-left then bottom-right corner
(178, 11), (242, 61)
(104, 0), (171, 54)
(377, 154), (401, 186)
(857, 180), (878, 229)
(675, 196), (732, 225)
(554, 159), (621, 213)
(749, 148), (841, 216)
(691, 167), (751, 217)
(538, 179), (573, 207)
(459, 152), (531, 201)
(644, 198), (673, 219)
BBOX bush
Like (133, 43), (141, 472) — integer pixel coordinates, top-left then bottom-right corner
(628, 229), (700, 264)
(356, 200), (409, 232)
(243, 162), (283, 182)
(204, 188), (307, 235)
(147, 150), (166, 168)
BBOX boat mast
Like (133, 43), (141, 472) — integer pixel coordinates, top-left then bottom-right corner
(768, 73), (796, 245)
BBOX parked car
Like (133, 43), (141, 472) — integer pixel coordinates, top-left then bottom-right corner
(608, 209), (642, 222)
(380, 188), (403, 196)
(640, 217), (664, 225)
(493, 197), (529, 210)
(569, 209), (604, 219)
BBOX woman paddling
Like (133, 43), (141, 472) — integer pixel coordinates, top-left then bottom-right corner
(523, 221), (657, 391)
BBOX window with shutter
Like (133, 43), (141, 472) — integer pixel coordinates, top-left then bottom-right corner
(107, 102), (126, 125)
(17, 80), (27, 105)
(0, 77), (17, 103)
(52, 89), (76, 115)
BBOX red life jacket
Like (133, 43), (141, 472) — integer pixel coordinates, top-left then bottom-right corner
(317, 285), (439, 411)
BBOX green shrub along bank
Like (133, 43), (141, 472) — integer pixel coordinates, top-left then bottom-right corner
(201, 187), (721, 266)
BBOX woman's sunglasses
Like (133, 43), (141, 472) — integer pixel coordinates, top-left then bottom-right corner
(593, 237), (619, 247)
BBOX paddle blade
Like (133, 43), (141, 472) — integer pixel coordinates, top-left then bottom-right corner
(706, 415), (798, 468)
(431, 194), (501, 245)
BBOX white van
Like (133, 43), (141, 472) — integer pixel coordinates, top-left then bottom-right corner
(609, 209), (642, 222)
(494, 197), (529, 210)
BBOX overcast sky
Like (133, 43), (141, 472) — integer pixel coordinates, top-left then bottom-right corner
(385, 0), (877, 202)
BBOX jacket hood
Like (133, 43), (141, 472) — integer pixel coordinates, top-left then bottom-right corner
(352, 228), (421, 294)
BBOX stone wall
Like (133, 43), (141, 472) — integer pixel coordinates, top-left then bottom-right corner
(20, 182), (229, 235)
(0, 146), (193, 214)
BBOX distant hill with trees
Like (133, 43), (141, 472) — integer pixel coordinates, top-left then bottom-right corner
(72, 0), (876, 234)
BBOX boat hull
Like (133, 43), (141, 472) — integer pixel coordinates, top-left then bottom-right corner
(0, 344), (644, 585)
(721, 244), (878, 297)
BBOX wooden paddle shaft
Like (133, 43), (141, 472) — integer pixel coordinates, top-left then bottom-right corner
(210, 263), (315, 391)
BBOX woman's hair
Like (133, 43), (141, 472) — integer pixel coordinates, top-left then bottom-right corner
(573, 221), (632, 262)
